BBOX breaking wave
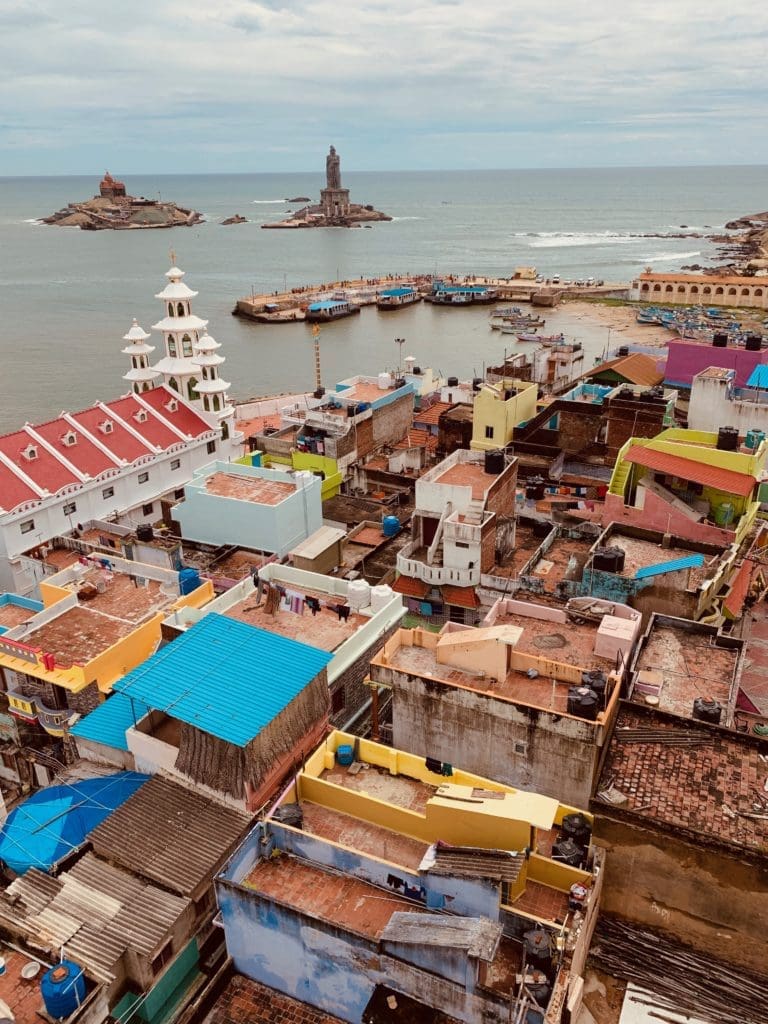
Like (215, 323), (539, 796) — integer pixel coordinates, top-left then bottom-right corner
(642, 250), (702, 262)
(252, 199), (287, 204)
(390, 216), (423, 221)
(527, 231), (642, 248)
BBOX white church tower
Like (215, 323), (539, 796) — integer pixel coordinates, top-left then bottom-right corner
(122, 318), (161, 394)
(149, 261), (238, 455)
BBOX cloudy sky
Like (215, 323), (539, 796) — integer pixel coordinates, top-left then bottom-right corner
(1, 0), (766, 174)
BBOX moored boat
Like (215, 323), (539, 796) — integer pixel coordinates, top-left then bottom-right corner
(427, 280), (498, 305)
(306, 299), (361, 322)
(376, 286), (422, 311)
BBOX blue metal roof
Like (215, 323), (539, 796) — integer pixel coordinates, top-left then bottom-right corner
(309, 300), (346, 311)
(635, 553), (705, 580)
(0, 771), (149, 875)
(113, 613), (333, 747)
(747, 365), (768, 389)
(71, 692), (150, 752)
(380, 287), (415, 297)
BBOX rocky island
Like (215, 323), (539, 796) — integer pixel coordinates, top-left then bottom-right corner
(263, 146), (391, 229)
(42, 172), (203, 230)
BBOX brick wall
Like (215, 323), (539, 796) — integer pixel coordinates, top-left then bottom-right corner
(20, 675), (57, 707)
(354, 417), (375, 458)
(372, 394), (414, 448)
(558, 408), (602, 455)
(480, 520), (496, 573)
(68, 682), (101, 716)
(486, 462), (518, 518)
(330, 619), (402, 729)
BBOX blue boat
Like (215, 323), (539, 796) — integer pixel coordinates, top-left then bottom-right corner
(376, 286), (422, 311)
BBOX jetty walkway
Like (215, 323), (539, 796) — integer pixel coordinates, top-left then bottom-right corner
(232, 275), (627, 323)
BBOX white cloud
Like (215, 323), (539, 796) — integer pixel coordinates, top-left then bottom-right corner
(0, 0), (765, 172)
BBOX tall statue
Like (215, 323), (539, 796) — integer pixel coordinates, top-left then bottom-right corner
(326, 145), (341, 190)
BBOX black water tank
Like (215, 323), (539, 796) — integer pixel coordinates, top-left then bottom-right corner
(745, 334), (763, 351)
(561, 812), (592, 849)
(567, 686), (599, 720)
(523, 929), (553, 972)
(272, 802), (304, 829)
(484, 449), (505, 475)
(136, 524), (154, 542)
(413, 366), (422, 375)
(472, 377), (483, 391)
(616, 345), (629, 357)
(532, 520), (552, 539)
(447, 375), (459, 387)
(525, 476), (546, 500)
(552, 836), (584, 867)
(717, 425), (739, 451)
(692, 697), (722, 724)
(581, 670), (608, 704)
(527, 971), (550, 1007)
(712, 332), (728, 348)
(592, 546), (625, 573)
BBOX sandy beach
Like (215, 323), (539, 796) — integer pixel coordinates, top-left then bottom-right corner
(564, 300), (675, 349)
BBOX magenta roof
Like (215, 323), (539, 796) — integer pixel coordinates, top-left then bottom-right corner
(665, 341), (768, 389)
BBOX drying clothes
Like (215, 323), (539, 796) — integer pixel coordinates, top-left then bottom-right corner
(305, 596), (320, 615)
(338, 604), (350, 621)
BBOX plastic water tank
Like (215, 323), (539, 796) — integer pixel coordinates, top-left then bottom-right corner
(567, 687), (599, 721)
(712, 332), (729, 348)
(581, 670), (608, 704)
(717, 425), (739, 451)
(377, 372), (392, 391)
(523, 929), (553, 973)
(336, 744), (354, 766)
(692, 697), (722, 724)
(41, 961), (86, 1019)
(136, 524), (154, 542)
(382, 515), (401, 538)
(714, 502), (735, 527)
(746, 428), (766, 450)
(745, 334), (763, 351)
(592, 546), (625, 573)
(561, 812), (592, 849)
(178, 567), (202, 595)
(552, 837), (584, 867)
(369, 584), (394, 613)
(347, 579), (371, 611)
(446, 376), (459, 387)
(484, 449), (505, 475)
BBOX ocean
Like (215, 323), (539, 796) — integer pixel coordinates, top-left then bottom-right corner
(0, 166), (765, 432)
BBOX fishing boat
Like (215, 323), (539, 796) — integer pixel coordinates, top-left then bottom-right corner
(525, 332), (567, 346)
(306, 298), (361, 322)
(490, 306), (522, 318)
(427, 281), (498, 305)
(512, 330), (541, 341)
(376, 286), (422, 311)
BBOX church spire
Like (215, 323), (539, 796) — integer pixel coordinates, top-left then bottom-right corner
(122, 318), (160, 394)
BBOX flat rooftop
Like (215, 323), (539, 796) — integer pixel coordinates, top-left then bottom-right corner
(301, 801), (429, 870)
(225, 587), (366, 651)
(598, 705), (768, 854)
(608, 535), (712, 587)
(492, 522), (545, 579)
(0, 603), (37, 630)
(380, 628), (609, 715)
(203, 471), (295, 505)
(22, 569), (176, 664)
(245, 854), (421, 940)
(322, 762), (437, 812)
(436, 462), (495, 500)
(338, 381), (403, 404)
(0, 948), (51, 1024)
(632, 624), (736, 718)
(528, 533), (593, 589)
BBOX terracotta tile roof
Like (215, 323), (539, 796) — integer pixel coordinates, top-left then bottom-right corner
(0, 428), (80, 496)
(596, 704), (768, 855)
(395, 428), (437, 451)
(441, 585), (481, 609)
(68, 403), (155, 464)
(205, 974), (344, 1024)
(106, 394), (182, 451)
(624, 445), (757, 498)
(587, 353), (664, 387)
(139, 386), (213, 438)
(414, 402), (453, 426)
(32, 417), (118, 479)
(392, 575), (430, 599)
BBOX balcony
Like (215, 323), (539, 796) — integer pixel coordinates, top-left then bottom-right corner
(36, 699), (78, 736)
(396, 541), (480, 587)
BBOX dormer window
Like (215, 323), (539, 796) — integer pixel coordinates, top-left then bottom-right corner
(22, 444), (38, 461)
(99, 420), (114, 435)
(61, 430), (77, 447)
(134, 410), (148, 423)
(165, 398), (179, 413)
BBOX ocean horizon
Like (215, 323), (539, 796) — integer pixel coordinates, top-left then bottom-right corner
(0, 164), (764, 431)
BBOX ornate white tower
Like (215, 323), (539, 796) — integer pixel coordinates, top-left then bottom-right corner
(122, 318), (161, 394)
(151, 265), (208, 403)
(192, 331), (235, 442)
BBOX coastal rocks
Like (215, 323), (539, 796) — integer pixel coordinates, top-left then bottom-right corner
(42, 173), (203, 231)
(221, 214), (247, 225)
(286, 196), (310, 203)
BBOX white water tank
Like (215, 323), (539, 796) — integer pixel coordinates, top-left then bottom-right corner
(377, 372), (392, 391)
(347, 579), (371, 611)
(404, 356), (416, 373)
(369, 584), (394, 613)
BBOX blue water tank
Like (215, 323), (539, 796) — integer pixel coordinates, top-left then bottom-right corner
(382, 515), (401, 538)
(178, 567), (202, 595)
(746, 429), (766, 450)
(41, 961), (86, 1019)
(336, 744), (354, 766)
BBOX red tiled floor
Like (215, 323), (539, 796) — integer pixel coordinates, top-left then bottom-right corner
(0, 949), (46, 1024)
(204, 471), (295, 505)
(512, 881), (570, 924)
(300, 801), (429, 869)
(204, 973), (344, 1024)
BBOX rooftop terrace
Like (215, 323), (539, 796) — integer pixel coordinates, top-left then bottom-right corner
(597, 704), (768, 854)
(225, 587), (366, 651)
(527, 533), (594, 589)
(436, 461), (495, 500)
(631, 620), (738, 719)
(203, 470), (296, 505)
(0, 600), (39, 632)
(607, 534), (713, 587)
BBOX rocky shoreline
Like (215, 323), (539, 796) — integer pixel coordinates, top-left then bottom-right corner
(42, 174), (202, 230)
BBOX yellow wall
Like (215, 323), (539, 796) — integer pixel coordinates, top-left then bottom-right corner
(291, 451), (343, 500)
(471, 379), (538, 451)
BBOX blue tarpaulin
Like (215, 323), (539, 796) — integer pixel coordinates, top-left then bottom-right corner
(746, 365), (768, 389)
(0, 771), (149, 875)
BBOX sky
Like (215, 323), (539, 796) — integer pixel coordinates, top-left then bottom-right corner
(1, 0), (767, 174)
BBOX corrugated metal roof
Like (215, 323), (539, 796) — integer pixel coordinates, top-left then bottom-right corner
(113, 613), (332, 747)
(88, 775), (251, 897)
(747, 365), (768, 388)
(381, 913), (501, 961)
(624, 445), (757, 498)
(6, 853), (191, 979)
(426, 843), (525, 882)
(635, 554), (705, 580)
(71, 692), (150, 752)
(587, 353), (664, 387)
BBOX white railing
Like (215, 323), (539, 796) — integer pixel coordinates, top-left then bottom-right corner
(396, 550), (480, 587)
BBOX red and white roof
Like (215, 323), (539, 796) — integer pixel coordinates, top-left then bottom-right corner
(0, 385), (214, 515)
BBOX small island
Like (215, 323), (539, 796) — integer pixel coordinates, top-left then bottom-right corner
(263, 146), (391, 229)
(221, 214), (248, 225)
(42, 172), (203, 230)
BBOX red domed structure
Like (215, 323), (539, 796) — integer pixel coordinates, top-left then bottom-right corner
(99, 171), (127, 199)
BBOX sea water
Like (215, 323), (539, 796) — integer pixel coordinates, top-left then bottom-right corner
(0, 166), (765, 430)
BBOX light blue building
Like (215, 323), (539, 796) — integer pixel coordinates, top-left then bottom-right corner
(171, 460), (322, 556)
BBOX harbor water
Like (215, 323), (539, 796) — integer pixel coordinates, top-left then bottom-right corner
(0, 166), (766, 431)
